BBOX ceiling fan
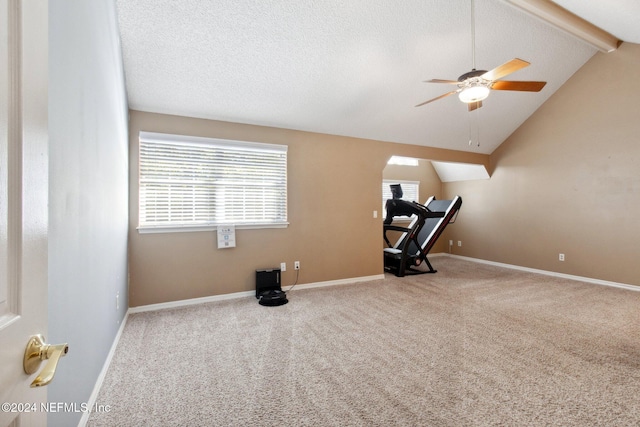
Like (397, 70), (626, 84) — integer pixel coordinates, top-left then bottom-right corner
(416, 0), (547, 112)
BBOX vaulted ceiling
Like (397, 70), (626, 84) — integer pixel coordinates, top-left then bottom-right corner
(116, 0), (638, 154)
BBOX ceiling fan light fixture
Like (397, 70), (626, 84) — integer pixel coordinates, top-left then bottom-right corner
(458, 84), (490, 103)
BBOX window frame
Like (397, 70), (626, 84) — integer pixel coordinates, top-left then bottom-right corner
(137, 131), (288, 234)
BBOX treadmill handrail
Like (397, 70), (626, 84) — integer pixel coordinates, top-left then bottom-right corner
(383, 225), (412, 233)
(387, 196), (435, 249)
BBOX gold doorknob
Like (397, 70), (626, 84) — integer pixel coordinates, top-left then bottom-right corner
(23, 334), (69, 388)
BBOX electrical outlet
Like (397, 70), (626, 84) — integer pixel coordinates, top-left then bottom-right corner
(116, 292), (119, 310)
(559, 253), (565, 261)
(294, 261), (300, 270)
(457, 241), (462, 247)
(280, 262), (286, 272)
(373, 210), (378, 219)
(449, 240), (453, 246)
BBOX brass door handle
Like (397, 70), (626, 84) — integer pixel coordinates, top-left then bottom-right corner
(23, 334), (69, 388)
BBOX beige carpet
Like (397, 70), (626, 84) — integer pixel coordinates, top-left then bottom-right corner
(87, 257), (640, 426)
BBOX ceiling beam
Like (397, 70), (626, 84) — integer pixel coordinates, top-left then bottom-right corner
(506, 0), (620, 53)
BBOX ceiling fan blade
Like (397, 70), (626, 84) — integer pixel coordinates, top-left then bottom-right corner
(481, 58), (530, 82)
(468, 101), (482, 112)
(424, 79), (460, 84)
(491, 80), (547, 92)
(415, 90), (458, 107)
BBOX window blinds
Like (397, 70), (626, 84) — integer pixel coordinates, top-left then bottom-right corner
(382, 180), (420, 204)
(139, 132), (287, 230)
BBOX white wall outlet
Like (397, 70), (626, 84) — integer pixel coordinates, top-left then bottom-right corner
(294, 261), (300, 270)
(373, 210), (378, 219)
(559, 253), (565, 261)
(449, 240), (453, 246)
(116, 292), (119, 310)
(280, 262), (286, 271)
(457, 241), (462, 247)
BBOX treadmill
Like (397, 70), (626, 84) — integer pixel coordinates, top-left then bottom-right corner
(383, 185), (462, 277)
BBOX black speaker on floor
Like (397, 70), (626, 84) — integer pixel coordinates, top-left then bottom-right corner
(256, 268), (288, 306)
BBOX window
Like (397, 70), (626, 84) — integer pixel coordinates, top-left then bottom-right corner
(138, 132), (287, 232)
(387, 156), (419, 166)
(382, 180), (420, 219)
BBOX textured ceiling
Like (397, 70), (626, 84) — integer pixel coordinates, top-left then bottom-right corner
(115, 0), (628, 154)
(552, 0), (640, 43)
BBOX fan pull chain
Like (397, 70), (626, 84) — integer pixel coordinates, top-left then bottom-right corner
(471, 0), (476, 70)
(469, 107), (480, 147)
(476, 108), (480, 147)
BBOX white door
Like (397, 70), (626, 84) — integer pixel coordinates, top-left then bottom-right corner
(0, 1), (49, 426)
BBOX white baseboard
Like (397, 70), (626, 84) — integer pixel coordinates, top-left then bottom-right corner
(77, 310), (130, 427)
(447, 254), (639, 292)
(129, 290), (255, 313)
(286, 274), (385, 291)
(129, 273), (386, 314)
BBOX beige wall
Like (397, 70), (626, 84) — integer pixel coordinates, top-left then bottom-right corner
(128, 111), (487, 306)
(444, 42), (640, 286)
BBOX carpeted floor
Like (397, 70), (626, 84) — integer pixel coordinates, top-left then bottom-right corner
(87, 257), (640, 426)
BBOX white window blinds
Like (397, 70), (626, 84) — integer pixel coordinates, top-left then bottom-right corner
(139, 132), (288, 231)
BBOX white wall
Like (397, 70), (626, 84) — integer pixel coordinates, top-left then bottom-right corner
(48, 1), (129, 426)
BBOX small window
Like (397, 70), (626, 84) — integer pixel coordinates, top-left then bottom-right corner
(387, 156), (419, 166)
(382, 180), (420, 219)
(138, 132), (288, 232)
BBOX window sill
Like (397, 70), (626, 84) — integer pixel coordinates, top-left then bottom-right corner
(137, 223), (289, 234)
